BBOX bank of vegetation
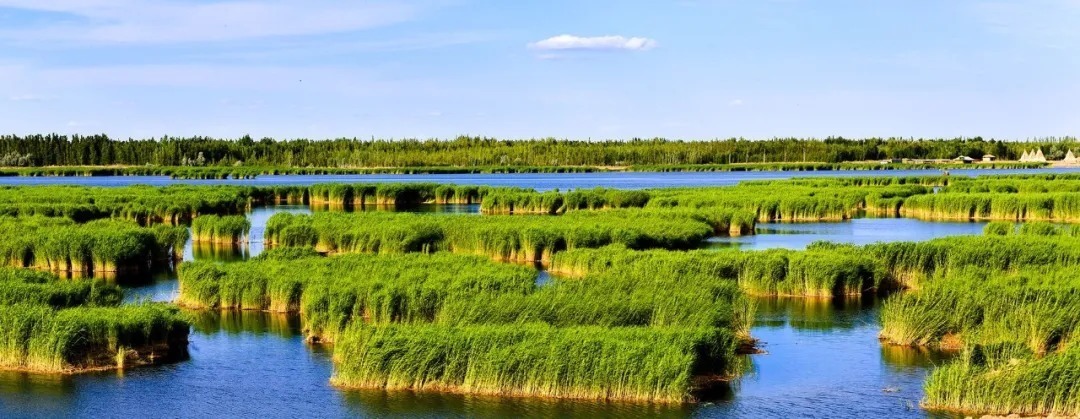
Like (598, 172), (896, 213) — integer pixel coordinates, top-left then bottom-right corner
(178, 248), (751, 402)
(191, 215), (250, 244)
(263, 211), (717, 261)
(0, 134), (1071, 168)
(0, 267), (189, 373)
(0, 216), (187, 274)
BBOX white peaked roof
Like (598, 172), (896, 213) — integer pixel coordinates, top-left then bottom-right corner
(1064, 150), (1077, 163)
(1034, 148), (1046, 162)
(1021, 150), (1031, 161)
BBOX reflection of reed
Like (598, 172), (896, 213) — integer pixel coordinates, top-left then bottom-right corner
(189, 310), (302, 339)
(0, 370), (72, 398)
(309, 203), (481, 214)
(753, 296), (874, 331)
(61, 266), (175, 287)
(192, 242), (250, 262)
(880, 343), (957, 370)
(340, 388), (699, 419)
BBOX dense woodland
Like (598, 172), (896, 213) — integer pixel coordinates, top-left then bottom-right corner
(0, 134), (1077, 168)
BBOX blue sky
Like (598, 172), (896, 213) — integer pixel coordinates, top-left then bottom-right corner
(0, 0), (1077, 140)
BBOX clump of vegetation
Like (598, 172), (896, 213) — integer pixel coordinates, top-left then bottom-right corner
(923, 344), (1080, 416)
(0, 267), (189, 374)
(0, 216), (187, 273)
(551, 244), (884, 298)
(262, 211), (715, 262)
(177, 252), (538, 338)
(0, 303), (188, 373)
(332, 324), (735, 403)
(191, 215), (251, 244)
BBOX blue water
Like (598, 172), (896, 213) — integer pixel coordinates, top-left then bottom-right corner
(709, 218), (988, 250)
(1, 168), (1078, 190)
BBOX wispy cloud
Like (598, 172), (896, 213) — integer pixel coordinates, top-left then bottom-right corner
(0, 0), (423, 44)
(728, 99), (743, 106)
(528, 35), (657, 51)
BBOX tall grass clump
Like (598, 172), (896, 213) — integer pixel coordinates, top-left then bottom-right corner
(331, 324), (734, 403)
(880, 267), (1080, 354)
(0, 185), (255, 225)
(191, 215), (251, 244)
(177, 252), (537, 340)
(550, 244), (884, 298)
(0, 303), (188, 373)
(864, 235), (1080, 289)
(262, 211), (714, 262)
(0, 217), (185, 273)
(922, 344), (1080, 416)
(0, 267), (122, 308)
(982, 221), (1014, 236)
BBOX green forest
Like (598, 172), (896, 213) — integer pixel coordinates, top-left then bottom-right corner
(0, 134), (1077, 168)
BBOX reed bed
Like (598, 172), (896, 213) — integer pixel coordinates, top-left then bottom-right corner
(922, 345), (1080, 416)
(0, 267), (122, 308)
(331, 324), (734, 403)
(0, 267), (189, 373)
(480, 188), (650, 214)
(191, 215), (251, 244)
(262, 211), (715, 262)
(0, 303), (188, 373)
(177, 252), (538, 340)
(901, 192), (1080, 221)
(550, 244), (884, 298)
(0, 185), (254, 224)
(307, 183), (518, 207)
(645, 181), (932, 221)
(0, 217), (187, 273)
(864, 235), (1080, 288)
(178, 248), (752, 401)
(880, 267), (1080, 353)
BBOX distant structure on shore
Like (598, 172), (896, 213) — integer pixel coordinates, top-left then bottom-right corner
(1019, 148), (1047, 163)
(1065, 150), (1079, 164)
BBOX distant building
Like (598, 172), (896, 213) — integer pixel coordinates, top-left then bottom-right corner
(982, 154), (996, 162)
(954, 156), (974, 164)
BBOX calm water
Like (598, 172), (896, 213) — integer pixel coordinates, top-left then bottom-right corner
(1, 167), (1079, 190)
(0, 187), (990, 417)
(709, 218), (988, 250)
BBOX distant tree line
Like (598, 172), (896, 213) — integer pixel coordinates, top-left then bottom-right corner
(0, 134), (1076, 168)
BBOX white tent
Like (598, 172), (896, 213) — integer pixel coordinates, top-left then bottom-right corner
(1065, 150), (1078, 164)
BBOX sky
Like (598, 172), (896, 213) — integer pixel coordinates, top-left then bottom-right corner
(0, 0), (1077, 140)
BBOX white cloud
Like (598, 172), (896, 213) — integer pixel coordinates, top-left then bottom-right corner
(728, 99), (743, 106)
(528, 35), (657, 51)
(0, 0), (422, 44)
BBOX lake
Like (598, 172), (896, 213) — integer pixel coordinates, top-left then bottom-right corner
(0, 171), (1016, 418)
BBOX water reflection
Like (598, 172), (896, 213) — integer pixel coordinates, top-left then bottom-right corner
(880, 345), (957, 371)
(191, 242), (250, 262)
(695, 296), (952, 418)
(310, 203), (481, 214)
(341, 389), (699, 419)
(709, 218), (988, 251)
(190, 310), (304, 339)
